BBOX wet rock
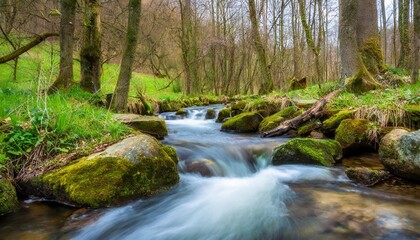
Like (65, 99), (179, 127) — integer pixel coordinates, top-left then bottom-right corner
(0, 176), (19, 215)
(175, 108), (187, 116)
(221, 111), (264, 133)
(216, 108), (232, 123)
(21, 135), (179, 208)
(205, 109), (216, 119)
(309, 131), (325, 139)
(335, 118), (378, 153)
(114, 114), (168, 139)
(345, 167), (391, 186)
(379, 129), (420, 181)
(297, 119), (322, 136)
(272, 138), (343, 166)
(184, 159), (223, 177)
(258, 106), (297, 133)
(322, 110), (355, 134)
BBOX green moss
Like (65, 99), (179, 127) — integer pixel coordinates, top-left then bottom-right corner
(205, 109), (216, 119)
(360, 37), (385, 75)
(297, 119), (321, 136)
(0, 178), (19, 215)
(344, 72), (380, 94)
(335, 119), (373, 149)
(230, 101), (247, 111)
(288, 77), (307, 91)
(244, 100), (281, 117)
(126, 117), (168, 140)
(345, 167), (390, 186)
(322, 110), (355, 131)
(162, 145), (178, 164)
(258, 106), (297, 133)
(405, 105), (420, 122)
(221, 111), (263, 133)
(216, 108), (232, 123)
(272, 138), (342, 166)
(176, 108), (187, 115)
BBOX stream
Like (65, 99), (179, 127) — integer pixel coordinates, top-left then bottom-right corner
(0, 105), (419, 239)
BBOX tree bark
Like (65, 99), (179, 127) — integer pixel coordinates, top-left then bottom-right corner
(49, 0), (77, 93)
(248, 0), (273, 95)
(380, 0), (387, 63)
(339, 0), (384, 92)
(80, 0), (102, 93)
(110, 0), (141, 112)
(398, 0), (410, 69)
(0, 33), (58, 64)
(262, 89), (341, 138)
(412, 0), (419, 84)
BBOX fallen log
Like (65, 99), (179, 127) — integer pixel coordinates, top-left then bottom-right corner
(0, 32), (59, 64)
(262, 89), (342, 138)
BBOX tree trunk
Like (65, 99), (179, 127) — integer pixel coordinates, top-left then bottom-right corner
(80, 0), (102, 93)
(248, 0), (273, 95)
(339, 0), (384, 93)
(398, 0), (410, 69)
(412, 0), (419, 84)
(49, 0), (77, 93)
(380, 0), (387, 63)
(110, 0), (141, 112)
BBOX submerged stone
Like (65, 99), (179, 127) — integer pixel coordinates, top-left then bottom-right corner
(114, 114), (168, 139)
(272, 138), (342, 167)
(379, 129), (420, 181)
(221, 111), (263, 133)
(345, 167), (390, 186)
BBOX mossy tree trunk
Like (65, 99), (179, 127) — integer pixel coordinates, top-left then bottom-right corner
(110, 0), (141, 112)
(339, 0), (384, 93)
(248, 0), (273, 95)
(398, 0), (410, 70)
(179, 0), (199, 95)
(412, 0), (419, 84)
(80, 0), (102, 93)
(49, 0), (77, 93)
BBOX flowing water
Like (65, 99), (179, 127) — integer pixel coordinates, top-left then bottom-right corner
(1, 105), (419, 240)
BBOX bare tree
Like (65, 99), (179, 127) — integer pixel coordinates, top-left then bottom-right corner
(412, 0), (419, 83)
(398, 0), (410, 69)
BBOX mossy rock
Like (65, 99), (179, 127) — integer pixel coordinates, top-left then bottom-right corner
(176, 108), (187, 116)
(297, 119), (322, 136)
(258, 106), (297, 133)
(379, 129), (420, 181)
(288, 77), (307, 91)
(216, 108), (232, 123)
(221, 111), (264, 133)
(205, 109), (216, 119)
(23, 135), (179, 208)
(404, 105), (420, 129)
(272, 138), (342, 167)
(322, 110), (355, 132)
(0, 177), (19, 215)
(230, 101), (247, 111)
(335, 118), (377, 151)
(114, 114), (168, 139)
(244, 100), (281, 117)
(345, 167), (390, 186)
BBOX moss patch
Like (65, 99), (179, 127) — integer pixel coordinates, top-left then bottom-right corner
(322, 110), (355, 131)
(297, 119), (322, 136)
(216, 108), (232, 123)
(0, 178), (19, 215)
(162, 145), (178, 164)
(335, 119), (375, 149)
(258, 106), (297, 133)
(221, 111), (264, 133)
(272, 138), (342, 166)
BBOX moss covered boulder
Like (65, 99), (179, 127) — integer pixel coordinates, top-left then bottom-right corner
(335, 119), (378, 151)
(115, 114), (168, 139)
(297, 119), (322, 136)
(379, 129), (420, 181)
(216, 108), (232, 123)
(205, 109), (216, 119)
(272, 138), (342, 167)
(345, 167), (390, 186)
(0, 177), (19, 215)
(221, 111), (264, 133)
(258, 106), (297, 133)
(322, 110), (355, 133)
(405, 105), (420, 129)
(243, 100), (281, 117)
(23, 135), (179, 208)
(175, 108), (187, 116)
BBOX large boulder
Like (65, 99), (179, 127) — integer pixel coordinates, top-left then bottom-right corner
(22, 135), (179, 208)
(272, 138), (342, 167)
(0, 176), (19, 215)
(335, 119), (377, 152)
(115, 114), (168, 139)
(221, 111), (264, 133)
(258, 106), (297, 133)
(379, 129), (420, 181)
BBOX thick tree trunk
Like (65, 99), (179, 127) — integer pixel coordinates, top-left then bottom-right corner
(0, 33), (58, 64)
(262, 89), (341, 138)
(398, 0), (410, 69)
(248, 0), (273, 95)
(412, 0), (419, 84)
(110, 0), (141, 112)
(49, 0), (77, 93)
(339, 0), (383, 93)
(80, 0), (102, 93)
